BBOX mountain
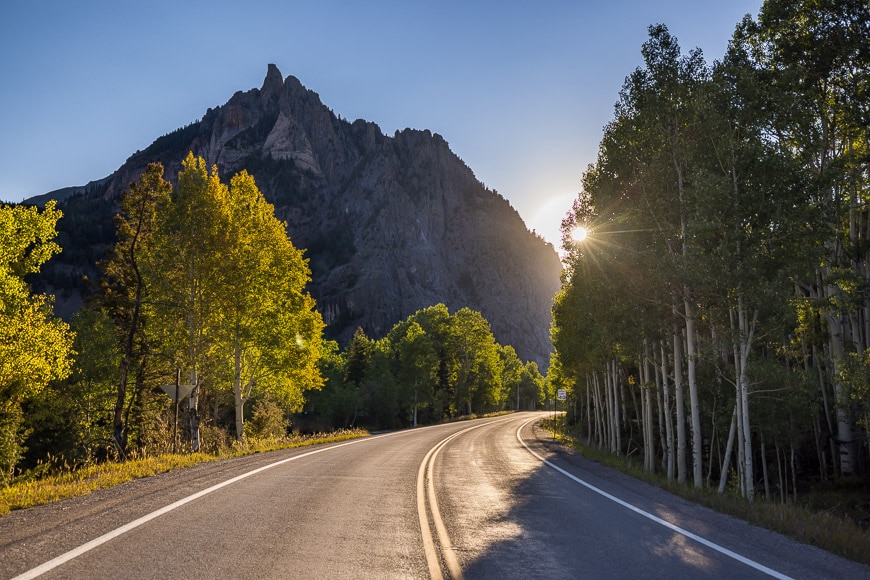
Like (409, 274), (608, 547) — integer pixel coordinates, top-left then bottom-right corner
(31, 65), (562, 368)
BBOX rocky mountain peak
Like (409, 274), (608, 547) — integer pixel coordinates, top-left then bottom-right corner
(36, 65), (563, 367)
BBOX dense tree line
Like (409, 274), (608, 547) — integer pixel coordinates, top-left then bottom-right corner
(305, 304), (546, 432)
(552, 0), (870, 502)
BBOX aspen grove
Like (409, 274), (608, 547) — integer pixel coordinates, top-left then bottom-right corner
(552, 1), (870, 501)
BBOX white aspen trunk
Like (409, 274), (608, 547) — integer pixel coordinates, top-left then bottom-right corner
(601, 372), (608, 448)
(234, 333), (245, 442)
(684, 297), (703, 488)
(805, 343), (830, 479)
(612, 359), (622, 454)
(718, 406), (737, 495)
(738, 372), (753, 501)
(737, 297), (756, 501)
(813, 344), (839, 474)
(188, 268), (200, 452)
(826, 313), (858, 475)
(643, 346), (654, 472)
(637, 354), (648, 470)
(645, 389), (654, 471)
(730, 307), (746, 498)
(621, 378), (631, 435)
(188, 374), (199, 452)
(707, 419), (716, 488)
(654, 358), (668, 473)
(593, 371), (605, 448)
(661, 342), (675, 480)
(632, 356), (644, 446)
(639, 384), (647, 468)
(586, 374), (592, 442)
(607, 362), (616, 453)
(673, 327), (687, 484)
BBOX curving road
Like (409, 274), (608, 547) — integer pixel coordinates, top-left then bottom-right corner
(1, 412), (867, 579)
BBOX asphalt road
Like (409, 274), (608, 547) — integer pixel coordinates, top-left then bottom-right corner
(1, 412), (867, 579)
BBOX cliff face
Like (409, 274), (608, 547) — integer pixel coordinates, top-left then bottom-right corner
(41, 65), (562, 367)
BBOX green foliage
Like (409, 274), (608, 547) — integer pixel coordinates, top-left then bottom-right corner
(304, 303), (539, 431)
(22, 308), (120, 469)
(247, 397), (289, 440)
(0, 404), (28, 485)
(0, 201), (74, 482)
(839, 350), (870, 431)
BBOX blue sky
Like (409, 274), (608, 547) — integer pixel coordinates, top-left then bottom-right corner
(0, 0), (763, 247)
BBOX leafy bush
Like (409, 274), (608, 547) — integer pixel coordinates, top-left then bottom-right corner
(0, 404), (28, 485)
(248, 398), (288, 440)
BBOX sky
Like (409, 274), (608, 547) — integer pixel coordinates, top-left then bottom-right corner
(0, 0), (764, 249)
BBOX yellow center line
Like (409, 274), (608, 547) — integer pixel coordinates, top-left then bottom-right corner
(416, 416), (517, 580)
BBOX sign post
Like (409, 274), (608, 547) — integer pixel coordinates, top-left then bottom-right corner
(159, 369), (194, 453)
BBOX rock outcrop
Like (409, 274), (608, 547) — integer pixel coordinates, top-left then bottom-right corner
(35, 65), (562, 367)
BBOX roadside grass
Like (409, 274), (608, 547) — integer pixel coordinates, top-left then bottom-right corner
(541, 418), (870, 566)
(0, 429), (368, 517)
(448, 410), (514, 422)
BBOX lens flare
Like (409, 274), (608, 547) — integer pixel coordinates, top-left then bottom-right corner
(570, 226), (588, 242)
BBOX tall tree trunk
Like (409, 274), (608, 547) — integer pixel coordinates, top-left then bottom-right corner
(642, 345), (655, 472)
(813, 344), (838, 475)
(114, 252), (146, 460)
(612, 359), (622, 454)
(673, 326), (687, 484)
(790, 441), (798, 502)
(654, 356), (667, 472)
(661, 342), (675, 480)
(233, 332), (245, 442)
(773, 438), (786, 503)
(684, 297), (703, 488)
(826, 314), (857, 475)
(735, 297), (757, 501)
(586, 374), (592, 442)
(188, 270), (200, 452)
(718, 405), (737, 495)
(592, 371), (603, 447)
(606, 364), (616, 452)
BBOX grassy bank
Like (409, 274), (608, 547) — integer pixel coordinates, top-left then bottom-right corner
(0, 429), (368, 517)
(542, 419), (870, 565)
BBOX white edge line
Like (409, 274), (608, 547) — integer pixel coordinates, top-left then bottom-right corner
(14, 432), (401, 580)
(516, 418), (793, 580)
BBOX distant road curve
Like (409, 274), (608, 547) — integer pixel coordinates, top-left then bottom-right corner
(2, 412), (867, 579)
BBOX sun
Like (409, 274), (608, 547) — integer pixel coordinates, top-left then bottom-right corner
(570, 226), (588, 242)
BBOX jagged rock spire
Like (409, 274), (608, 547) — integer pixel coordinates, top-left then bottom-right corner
(262, 63), (284, 95)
